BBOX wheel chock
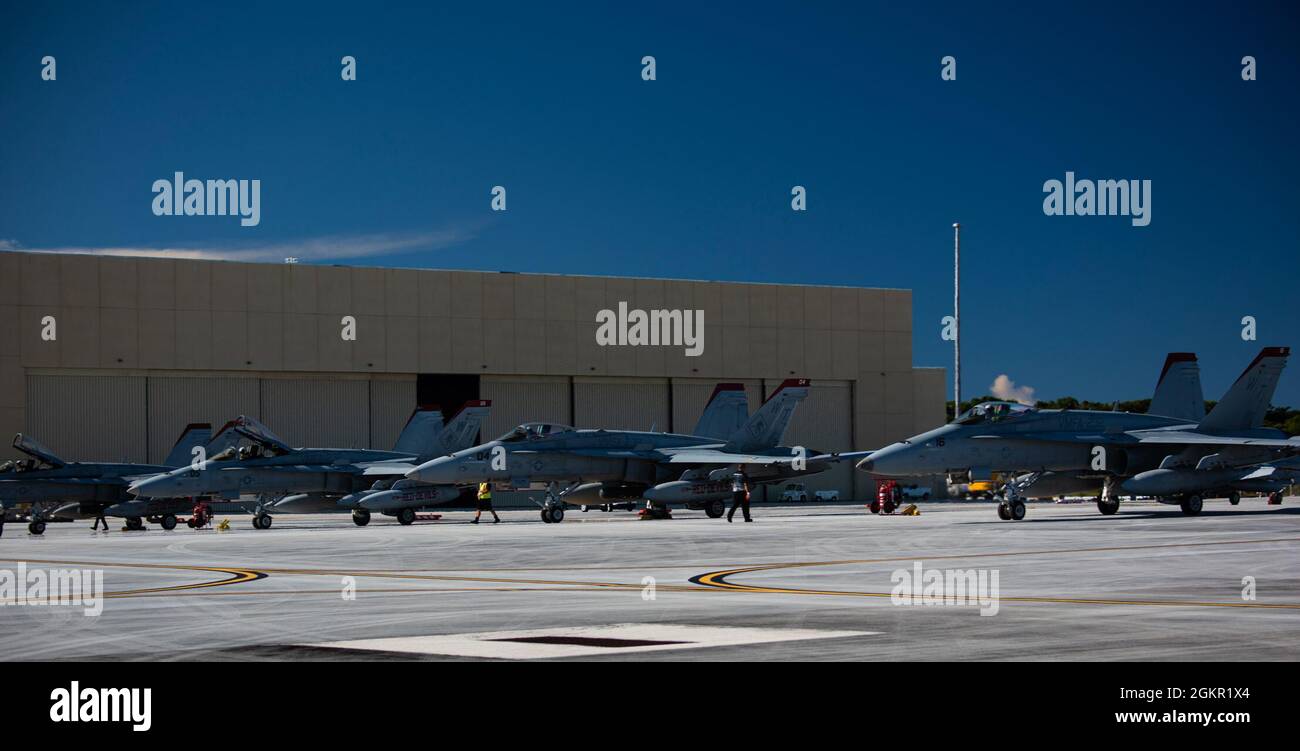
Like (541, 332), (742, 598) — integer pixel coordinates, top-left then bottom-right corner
(901, 504), (920, 516)
(217, 518), (231, 531)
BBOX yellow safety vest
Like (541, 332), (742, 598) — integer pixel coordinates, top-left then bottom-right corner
(478, 483), (492, 500)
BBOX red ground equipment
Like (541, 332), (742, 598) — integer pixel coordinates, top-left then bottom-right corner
(871, 480), (901, 514)
(187, 500), (213, 529)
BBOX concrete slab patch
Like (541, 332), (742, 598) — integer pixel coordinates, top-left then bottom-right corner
(302, 623), (878, 659)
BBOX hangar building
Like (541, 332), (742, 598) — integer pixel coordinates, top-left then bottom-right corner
(0, 251), (947, 503)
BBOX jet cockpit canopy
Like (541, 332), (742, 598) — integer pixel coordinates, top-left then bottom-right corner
(954, 401), (1034, 425)
(496, 422), (575, 442)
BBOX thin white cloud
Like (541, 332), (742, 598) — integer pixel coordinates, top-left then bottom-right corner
(2, 228), (476, 263)
(990, 374), (1037, 405)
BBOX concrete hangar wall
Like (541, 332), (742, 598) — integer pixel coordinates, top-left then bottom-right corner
(0, 251), (947, 502)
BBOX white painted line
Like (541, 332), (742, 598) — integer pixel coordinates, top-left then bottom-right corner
(304, 623), (878, 659)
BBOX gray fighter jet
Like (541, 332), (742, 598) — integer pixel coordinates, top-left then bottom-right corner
(1011, 351), (1207, 499)
(356, 382), (756, 516)
(0, 425), (212, 536)
(858, 347), (1297, 520)
(407, 379), (864, 522)
(127, 402), (489, 528)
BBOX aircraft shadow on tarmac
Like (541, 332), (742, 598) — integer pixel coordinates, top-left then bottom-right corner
(971, 505), (1300, 524)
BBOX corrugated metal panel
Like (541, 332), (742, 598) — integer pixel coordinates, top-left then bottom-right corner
(670, 378), (762, 436)
(770, 379), (854, 500)
(25, 374), (148, 462)
(370, 377), (418, 451)
(259, 377), (369, 449)
(573, 376), (669, 431)
(146, 375), (260, 463)
(480, 375), (570, 439)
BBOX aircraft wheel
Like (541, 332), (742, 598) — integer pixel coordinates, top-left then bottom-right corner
(253, 513), (272, 530)
(352, 509), (371, 527)
(1009, 500), (1026, 521)
(1097, 499), (1119, 516)
(540, 508), (553, 523)
(996, 503), (1010, 520)
(1180, 495), (1203, 516)
(580, 505), (589, 512)
(28, 521), (46, 535)
(160, 514), (178, 531)
(0, 523), (4, 538)
(396, 508), (416, 526)
(704, 499), (725, 519)
(550, 507), (565, 523)
(1228, 491), (1241, 506)
(126, 517), (144, 531)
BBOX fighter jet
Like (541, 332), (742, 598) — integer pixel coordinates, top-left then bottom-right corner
(1010, 352), (1207, 499)
(357, 382), (757, 516)
(0, 425), (212, 536)
(858, 347), (1297, 520)
(407, 379), (864, 522)
(126, 403), (490, 529)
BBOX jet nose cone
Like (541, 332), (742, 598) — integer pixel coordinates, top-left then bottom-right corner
(857, 442), (914, 476)
(856, 456), (874, 472)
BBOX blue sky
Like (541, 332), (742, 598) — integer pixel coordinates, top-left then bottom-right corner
(2, 1), (1297, 405)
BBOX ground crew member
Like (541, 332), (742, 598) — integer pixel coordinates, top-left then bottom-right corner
(92, 512), (109, 531)
(727, 470), (752, 523)
(473, 481), (500, 524)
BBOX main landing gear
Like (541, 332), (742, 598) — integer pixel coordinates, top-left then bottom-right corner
(1179, 494), (1203, 516)
(704, 498), (726, 519)
(252, 513), (273, 530)
(1227, 491), (1241, 506)
(396, 507), (416, 526)
(1096, 497), (1120, 516)
(352, 509), (371, 526)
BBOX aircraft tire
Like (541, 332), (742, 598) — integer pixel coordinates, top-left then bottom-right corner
(705, 499), (725, 519)
(126, 517), (144, 531)
(160, 514), (178, 531)
(1097, 499), (1119, 516)
(540, 508), (553, 523)
(1180, 495), (1203, 516)
(396, 508), (416, 525)
(996, 503), (1010, 520)
(352, 510), (370, 527)
(550, 507), (564, 523)
(580, 505), (588, 512)
(1228, 491), (1241, 506)
(1009, 500), (1026, 521)
(28, 521), (46, 535)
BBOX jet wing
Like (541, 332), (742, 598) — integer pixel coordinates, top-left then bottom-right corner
(358, 462), (418, 476)
(1126, 431), (1300, 448)
(661, 449), (871, 465)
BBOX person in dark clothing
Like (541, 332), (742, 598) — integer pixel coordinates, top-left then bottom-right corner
(473, 482), (500, 524)
(92, 513), (109, 531)
(727, 470), (752, 523)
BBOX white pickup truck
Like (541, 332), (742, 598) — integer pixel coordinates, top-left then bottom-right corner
(779, 483), (840, 502)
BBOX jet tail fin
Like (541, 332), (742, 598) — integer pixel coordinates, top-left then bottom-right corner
(162, 423), (213, 467)
(1148, 352), (1204, 422)
(429, 400), (492, 460)
(723, 379), (809, 452)
(1199, 347), (1289, 431)
(393, 406), (446, 457)
(693, 383), (750, 439)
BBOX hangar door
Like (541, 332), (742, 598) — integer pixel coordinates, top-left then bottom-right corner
(260, 377), (370, 449)
(670, 378), (762, 437)
(573, 377), (669, 432)
(772, 379), (854, 500)
(25, 373), (148, 463)
(146, 375), (260, 463)
(480, 375), (571, 440)
(370, 376), (418, 452)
